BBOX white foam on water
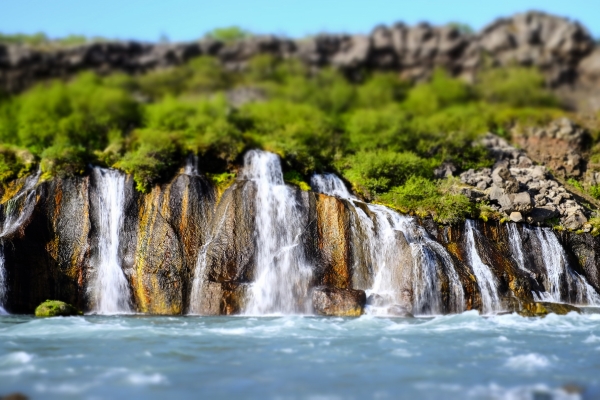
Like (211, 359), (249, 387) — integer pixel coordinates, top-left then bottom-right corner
(504, 353), (551, 371)
(243, 150), (313, 315)
(89, 168), (131, 314)
(465, 220), (501, 314)
(127, 372), (168, 385)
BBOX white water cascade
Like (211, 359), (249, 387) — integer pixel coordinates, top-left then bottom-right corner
(89, 168), (131, 314)
(532, 227), (600, 305)
(243, 150), (313, 315)
(465, 220), (501, 314)
(311, 173), (464, 315)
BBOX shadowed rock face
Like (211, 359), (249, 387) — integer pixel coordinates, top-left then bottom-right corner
(3, 177), (91, 313)
(1, 168), (600, 316)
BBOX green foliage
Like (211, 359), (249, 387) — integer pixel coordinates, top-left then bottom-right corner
(205, 26), (251, 42)
(476, 66), (558, 108)
(207, 171), (236, 195)
(0, 32), (48, 46)
(567, 178), (584, 192)
(589, 185), (600, 199)
(40, 144), (88, 179)
(380, 176), (472, 224)
(404, 68), (472, 114)
(116, 129), (182, 192)
(35, 300), (82, 317)
(0, 146), (34, 183)
(0, 52), (571, 208)
(283, 170), (310, 191)
(338, 150), (433, 197)
(137, 56), (231, 99)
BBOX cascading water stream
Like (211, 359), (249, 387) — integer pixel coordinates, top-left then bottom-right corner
(243, 150), (313, 315)
(465, 220), (501, 314)
(89, 168), (131, 314)
(311, 173), (464, 315)
(532, 227), (600, 305)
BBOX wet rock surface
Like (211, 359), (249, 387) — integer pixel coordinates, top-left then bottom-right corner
(518, 302), (581, 317)
(1, 160), (600, 316)
(34, 299), (82, 317)
(312, 287), (366, 316)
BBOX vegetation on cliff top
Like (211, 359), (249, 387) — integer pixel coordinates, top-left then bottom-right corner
(0, 53), (568, 222)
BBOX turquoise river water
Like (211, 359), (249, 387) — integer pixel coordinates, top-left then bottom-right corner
(1, 312), (600, 399)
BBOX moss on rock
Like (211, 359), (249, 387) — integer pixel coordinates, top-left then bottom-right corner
(518, 302), (581, 317)
(34, 300), (82, 317)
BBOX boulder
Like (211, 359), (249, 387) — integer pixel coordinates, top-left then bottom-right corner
(563, 210), (588, 230)
(312, 287), (366, 316)
(529, 206), (559, 223)
(510, 212), (523, 222)
(518, 302), (581, 317)
(34, 300), (82, 317)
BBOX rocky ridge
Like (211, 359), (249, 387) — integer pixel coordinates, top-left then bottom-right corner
(1, 11), (599, 110)
(460, 123), (591, 230)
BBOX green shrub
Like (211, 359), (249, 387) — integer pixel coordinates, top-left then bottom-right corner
(40, 144), (88, 178)
(338, 150), (433, 197)
(403, 68), (472, 114)
(0, 146), (34, 183)
(476, 66), (558, 108)
(205, 26), (251, 42)
(116, 129), (182, 192)
(380, 176), (472, 224)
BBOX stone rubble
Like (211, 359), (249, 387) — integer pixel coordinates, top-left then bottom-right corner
(460, 132), (589, 230)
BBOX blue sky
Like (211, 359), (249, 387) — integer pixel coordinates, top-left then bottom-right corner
(1, 0), (598, 42)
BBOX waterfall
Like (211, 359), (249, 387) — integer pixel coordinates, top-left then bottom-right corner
(465, 220), (501, 314)
(311, 173), (464, 315)
(0, 170), (40, 314)
(89, 168), (131, 314)
(184, 154), (199, 176)
(507, 223), (528, 273)
(243, 150), (313, 315)
(532, 227), (600, 305)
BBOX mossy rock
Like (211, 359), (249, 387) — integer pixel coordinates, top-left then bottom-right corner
(518, 302), (581, 317)
(34, 300), (82, 317)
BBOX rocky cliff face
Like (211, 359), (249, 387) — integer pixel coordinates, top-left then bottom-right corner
(2, 11), (599, 109)
(1, 157), (599, 316)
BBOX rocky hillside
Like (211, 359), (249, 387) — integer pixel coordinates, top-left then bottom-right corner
(1, 11), (600, 111)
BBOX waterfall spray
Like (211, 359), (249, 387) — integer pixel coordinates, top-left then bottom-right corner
(89, 168), (131, 314)
(465, 220), (501, 314)
(243, 150), (313, 315)
(311, 173), (464, 315)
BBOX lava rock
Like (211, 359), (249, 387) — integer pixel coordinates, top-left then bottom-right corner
(312, 287), (366, 316)
(34, 300), (82, 317)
